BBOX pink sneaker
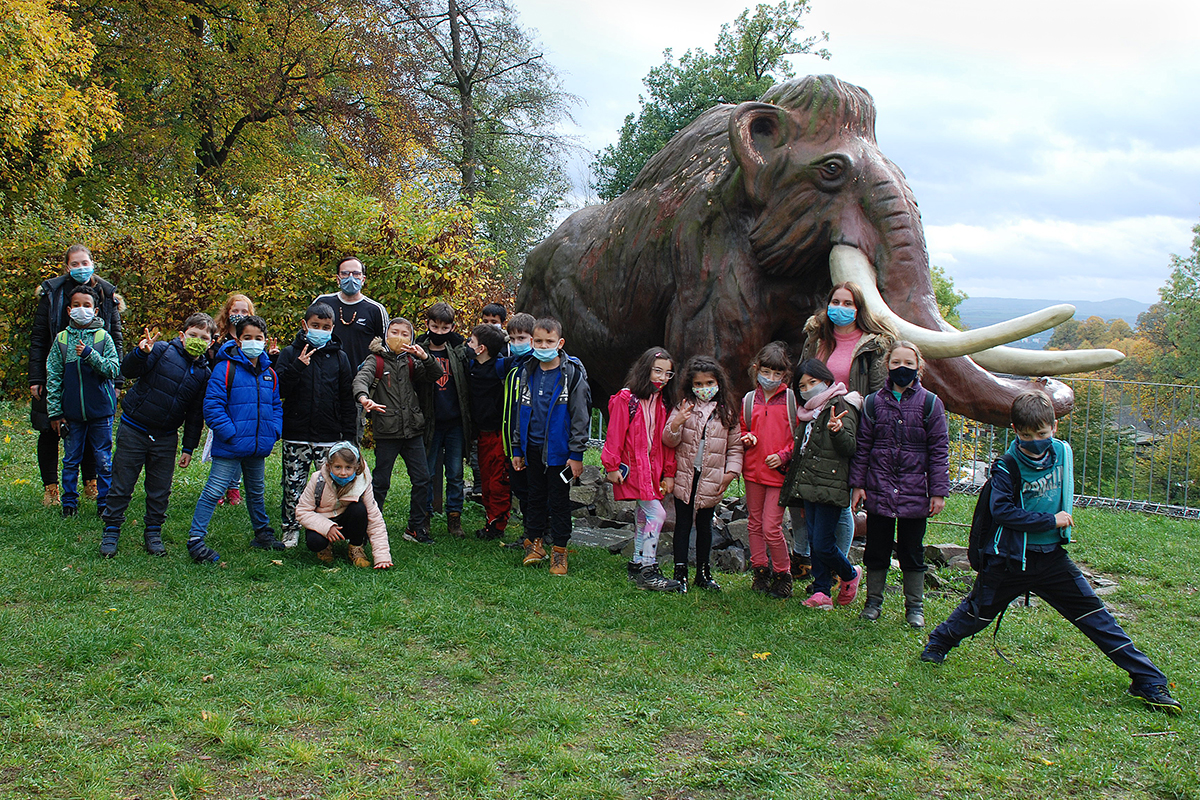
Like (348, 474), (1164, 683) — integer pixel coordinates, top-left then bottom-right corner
(836, 566), (862, 605)
(802, 592), (834, 610)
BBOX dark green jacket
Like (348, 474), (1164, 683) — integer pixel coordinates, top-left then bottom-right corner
(413, 333), (475, 446)
(352, 337), (443, 440)
(779, 397), (858, 508)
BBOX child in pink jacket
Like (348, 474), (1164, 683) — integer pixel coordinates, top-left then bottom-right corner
(602, 347), (679, 592)
(295, 442), (392, 568)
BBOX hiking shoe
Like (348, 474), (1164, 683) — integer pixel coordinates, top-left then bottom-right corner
(522, 538), (546, 565)
(226, 487), (242, 505)
(750, 566), (772, 593)
(636, 564), (683, 592)
(626, 560), (641, 583)
(920, 643), (947, 664)
(789, 552), (812, 579)
(315, 546), (335, 564)
(1129, 684), (1183, 715)
(836, 566), (862, 606)
(769, 570), (794, 599)
(99, 527), (119, 558)
(802, 592), (834, 610)
(144, 528), (166, 557)
(188, 538), (220, 564)
(83, 479), (99, 500)
(549, 545), (569, 576)
(250, 529), (285, 551)
(348, 544), (370, 568)
(447, 511), (464, 538)
(404, 527), (434, 545)
(61, 504), (78, 518)
(43, 484), (60, 507)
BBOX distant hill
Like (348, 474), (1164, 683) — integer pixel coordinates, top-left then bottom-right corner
(957, 297), (1150, 351)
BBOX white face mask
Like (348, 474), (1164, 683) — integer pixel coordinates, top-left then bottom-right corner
(69, 307), (96, 325)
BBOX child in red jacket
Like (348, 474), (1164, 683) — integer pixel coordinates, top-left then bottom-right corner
(740, 341), (796, 594)
(602, 347), (679, 592)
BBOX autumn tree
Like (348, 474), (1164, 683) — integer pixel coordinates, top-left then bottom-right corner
(592, 0), (829, 201)
(931, 264), (967, 330)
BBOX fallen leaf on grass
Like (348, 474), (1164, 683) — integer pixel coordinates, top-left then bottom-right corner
(270, 560), (283, 566)
(469, 718), (480, 724)
(752, 652), (771, 659)
(201, 674), (214, 683)
(736, 711), (746, 716)
(201, 710), (212, 720)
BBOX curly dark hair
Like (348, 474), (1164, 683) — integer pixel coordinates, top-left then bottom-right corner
(679, 355), (738, 429)
(623, 346), (676, 406)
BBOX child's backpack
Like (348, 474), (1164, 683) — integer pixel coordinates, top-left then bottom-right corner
(56, 328), (107, 359)
(862, 388), (938, 425)
(741, 388), (797, 438)
(370, 353), (415, 395)
(967, 452), (1020, 570)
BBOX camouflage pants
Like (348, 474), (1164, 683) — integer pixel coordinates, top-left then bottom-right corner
(281, 441), (331, 547)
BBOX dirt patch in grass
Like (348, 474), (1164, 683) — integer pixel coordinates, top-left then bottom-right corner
(657, 729), (709, 760)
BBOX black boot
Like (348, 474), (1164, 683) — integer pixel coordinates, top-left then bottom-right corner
(99, 526), (119, 558)
(750, 566), (772, 593)
(143, 526), (166, 557)
(694, 562), (721, 591)
(769, 570), (793, 599)
(626, 560), (640, 583)
(673, 564), (689, 594)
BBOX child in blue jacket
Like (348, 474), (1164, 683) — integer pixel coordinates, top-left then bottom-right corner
(187, 315), (284, 562)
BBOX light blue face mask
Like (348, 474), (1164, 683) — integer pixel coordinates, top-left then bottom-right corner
(509, 341), (532, 357)
(339, 275), (363, 296)
(70, 266), (95, 284)
(240, 339), (266, 358)
(533, 347), (559, 362)
(827, 305), (857, 327)
(330, 471), (355, 486)
(305, 328), (332, 348)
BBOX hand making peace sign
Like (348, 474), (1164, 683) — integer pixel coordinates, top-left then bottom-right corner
(296, 343), (315, 365)
(138, 326), (160, 354)
(826, 408), (850, 433)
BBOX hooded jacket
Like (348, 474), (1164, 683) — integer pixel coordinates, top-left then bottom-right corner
(352, 338), (443, 441)
(848, 378), (951, 518)
(275, 329), (356, 442)
(30, 273), (124, 389)
(295, 462), (391, 565)
(119, 337), (211, 452)
(780, 392), (860, 508)
(662, 400), (744, 509)
(510, 353), (591, 466)
(204, 339), (283, 459)
(602, 388), (677, 502)
(46, 319), (120, 421)
(984, 439), (1074, 571)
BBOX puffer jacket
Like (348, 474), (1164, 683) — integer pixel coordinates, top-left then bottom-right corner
(663, 400), (743, 509)
(295, 463), (391, 565)
(780, 397), (859, 508)
(352, 338), (443, 440)
(848, 378), (951, 518)
(119, 337), (211, 452)
(45, 321), (120, 421)
(204, 339), (283, 459)
(602, 388), (676, 501)
(800, 328), (890, 397)
(276, 329), (356, 442)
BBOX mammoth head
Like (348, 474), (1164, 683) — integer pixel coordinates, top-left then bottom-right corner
(726, 75), (1123, 422)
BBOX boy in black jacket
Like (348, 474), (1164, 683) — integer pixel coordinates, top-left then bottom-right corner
(100, 313), (215, 557)
(275, 302), (357, 548)
(465, 323), (511, 539)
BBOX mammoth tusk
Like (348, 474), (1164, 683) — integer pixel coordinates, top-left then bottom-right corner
(830, 245), (1074, 359)
(970, 346), (1124, 376)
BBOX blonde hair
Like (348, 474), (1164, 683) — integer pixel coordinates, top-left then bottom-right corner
(805, 282), (897, 359)
(886, 339), (925, 376)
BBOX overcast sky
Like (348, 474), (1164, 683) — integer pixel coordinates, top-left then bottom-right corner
(513, 0), (1200, 303)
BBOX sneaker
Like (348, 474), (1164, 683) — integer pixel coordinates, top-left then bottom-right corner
(83, 479), (99, 500)
(626, 560), (641, 582)
(143, 528), (166, 557)
(61, 505), (78, 518)
(226, 487), (243, 506)
(188, 538), (220, 564)
(522, 538), (546, 565)
(250, 529), (285, 551)
(42, 484), (60, 507)
(802, 592), (834, 610)
(99, 527), (119, 558)
(920, 643), (947, 664)
(549, 545), (569, 576)
(404, 527), (434, 545)
(1129, 684), (1183, 715)
(836, 566), (862, 606)
(282, 530), (300, 549)
(635, 564), (683, 592)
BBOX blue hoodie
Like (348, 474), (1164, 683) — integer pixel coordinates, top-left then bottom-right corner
(985, 438), (1075, 570)
(204, 339), (283, 459)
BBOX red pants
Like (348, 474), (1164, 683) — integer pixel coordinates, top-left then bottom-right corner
(477, 430), (512, 530)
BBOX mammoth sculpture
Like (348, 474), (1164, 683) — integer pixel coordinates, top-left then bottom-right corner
(517, 75), (1122, 426)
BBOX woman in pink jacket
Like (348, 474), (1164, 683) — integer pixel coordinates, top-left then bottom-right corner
(602, 347), (679, 592)
(295, 442), (392, 568)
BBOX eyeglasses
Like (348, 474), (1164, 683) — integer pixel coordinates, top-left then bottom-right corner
(338, 270), (364, 278)
(651, 367), (674, 379)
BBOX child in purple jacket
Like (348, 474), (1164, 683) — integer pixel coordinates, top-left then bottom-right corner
(849, 340), (949, 628)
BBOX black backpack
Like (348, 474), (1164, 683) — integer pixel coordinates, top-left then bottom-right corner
(967, 453), (1020, 570)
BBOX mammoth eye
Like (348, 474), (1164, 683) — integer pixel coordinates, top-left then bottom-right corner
(819, 160), (843, 180)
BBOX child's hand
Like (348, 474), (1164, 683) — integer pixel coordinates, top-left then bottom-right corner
(827, 408), (850, 433)
(75, 341), (86, 356)
(178, 453), (192, 469)
(741, 432), (758, 447)
(374, 561), (392, 570)
(267, 337), (280, 356)
(403, 343), (428, 360)
(1054, 511), (1074, 528)
(662, 477), (675, 496)
(138, 326), (159, 353)
(929, 496), (945, 516)
(360, 397), (386, 413)
(511, 456), (525, 471)
(719, 471), (737, 493)
(325, 524), (345, 542)
(851, 488), (866, 512)
(765, 453), (782, 469)
(606, 470), (624, 485)
(669, 400), (694, 432)
(297, 343), (314, 365)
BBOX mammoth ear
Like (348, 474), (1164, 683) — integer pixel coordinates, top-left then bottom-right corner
(729, 102), (789, 198)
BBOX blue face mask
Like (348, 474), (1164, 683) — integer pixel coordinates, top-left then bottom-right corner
(330, 471), (356, 486)
(70, 266), (95, 284)
(240, 339), (266, 358)
(339, 275), (363, 296)
(305, 328), (332, 348)
(509, 341), (532, 357)
(827, 305), (857, 327)
(533, 346), (559, 362)
(1020, 437), (1053, 456)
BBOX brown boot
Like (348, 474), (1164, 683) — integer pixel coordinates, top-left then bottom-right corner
(347, 544), (370, 568)
(447, 511), (464, 538)
(751, 566), (772, 593)
(549, 545), (568, 575)
(83, 479), (99, 500)
(43, 484), (60, 507)
(315, 546), (335, 564)
(522, 537), (546, 565)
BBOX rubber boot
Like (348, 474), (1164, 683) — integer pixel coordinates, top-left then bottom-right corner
(673, 564), (689, 594)
(694, 562), (721, 591)
(859, 568), (887, 621)
(903, 570), (926, 628)
(143, 526), (166, 557)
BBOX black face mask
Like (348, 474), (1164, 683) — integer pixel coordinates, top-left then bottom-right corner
(428, 330), (451, 346)
(889, 366), (918, 387)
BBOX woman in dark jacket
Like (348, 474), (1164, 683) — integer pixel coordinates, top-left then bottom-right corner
(29, 244), (123, 506)
(848, 340), (950, 628)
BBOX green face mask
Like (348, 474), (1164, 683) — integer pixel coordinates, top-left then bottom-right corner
(184, 336), (209, 357)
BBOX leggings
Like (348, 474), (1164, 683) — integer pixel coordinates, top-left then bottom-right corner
(633, 499), (667, 566)
(305, 501), (368, 551)
(674, 472), (716, 567)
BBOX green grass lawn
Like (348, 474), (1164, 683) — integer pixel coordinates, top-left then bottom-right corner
(1, 402), (1198, 799)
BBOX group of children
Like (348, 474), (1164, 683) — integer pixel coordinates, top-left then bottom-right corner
(33, 249), (1182, 714)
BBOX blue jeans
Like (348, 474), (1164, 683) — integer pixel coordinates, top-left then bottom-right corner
(189, 456), (272, 541)
(62, 417), (113, 508)
(805, 500), (857, 596)
(425, 423), (465, 516)
(791, 504), (853, 559)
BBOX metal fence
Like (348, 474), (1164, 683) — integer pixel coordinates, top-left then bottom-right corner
(588, 377), (1200, 519)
